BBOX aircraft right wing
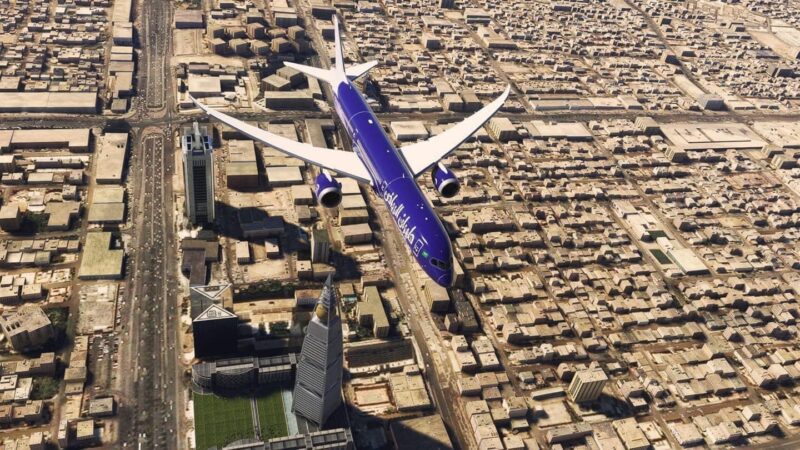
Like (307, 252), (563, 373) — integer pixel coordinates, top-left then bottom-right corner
(189, 95), (372, 184)
(399, 86), (511, 177)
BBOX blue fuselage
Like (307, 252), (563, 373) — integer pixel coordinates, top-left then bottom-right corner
(333, 81), (453, 287)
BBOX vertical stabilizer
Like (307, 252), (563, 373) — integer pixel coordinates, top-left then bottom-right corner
(333, 15), (346, 78)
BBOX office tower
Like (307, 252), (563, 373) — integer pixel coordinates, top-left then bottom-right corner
(568, 366), (608, 403)
(311, 228), (331, 263)
(189, 283), (230, 320)
(192, 304), (238, 358)
(182, 122), (215, 224)
(293, 274), (343, 425)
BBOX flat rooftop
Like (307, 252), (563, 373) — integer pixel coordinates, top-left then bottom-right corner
(0, 128), (91, 151)
(390, 414), (453, 450)
(78, 232), (124, 280)
(96, 133), (128, 183)
(661, 123), (766, 151)
(0, 92), (97, 114)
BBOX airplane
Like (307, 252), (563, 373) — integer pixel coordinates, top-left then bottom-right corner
(190, 15), (510, 287)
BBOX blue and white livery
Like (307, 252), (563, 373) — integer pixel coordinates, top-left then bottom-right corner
(190, 15), (510, 287)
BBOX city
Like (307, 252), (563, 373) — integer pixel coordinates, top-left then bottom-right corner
(3, 0), (800, 449)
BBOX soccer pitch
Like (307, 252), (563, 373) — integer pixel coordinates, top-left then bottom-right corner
(256, 388), (289, 441)
(193, 394), (254, 450)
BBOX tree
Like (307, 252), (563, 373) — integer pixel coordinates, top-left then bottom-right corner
(30, 377), (60, 400)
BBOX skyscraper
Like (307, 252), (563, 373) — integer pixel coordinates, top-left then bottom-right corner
(182, 122), (215, 224)
(293, 274), (343, 426)
(193, 304), (238, 358)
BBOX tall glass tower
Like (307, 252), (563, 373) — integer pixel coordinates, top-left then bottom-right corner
(293, 274), (343, 425)
(182, 121), (215, 224)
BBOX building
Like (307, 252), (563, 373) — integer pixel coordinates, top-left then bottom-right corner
(227, 140), (259, 189)
(0, 128), (91, 152)
(87, 397), (116, 417)
(311, 228), (330, 263)
(0, 203), (22, 231)
(190, 284), (230, 320)
(358, 286), (389, 338)
(390, 414), (453, 450)
(78, 232), (124, 280)
(193, 304), (238, 358)
(667, 248), (710, 275)
(424, 280), (450, 312)
(293, 275), (343, 426)
(0, 92), (97, 114)
(0, 306), (55, 352)
(236, 241), (252, 264)
(192, 354), (297, 392)
(182, 122), (215, 224)
(174, 9), (203, 28)
(224, 428), (354, 450)
(568, 367), (608, 403)
(75, 420), (96, 446)
(96, 133), (128, 184)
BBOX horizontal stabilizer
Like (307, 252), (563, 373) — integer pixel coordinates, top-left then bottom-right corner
(282, 61), (339, 85)
(346, 60), (378, 81)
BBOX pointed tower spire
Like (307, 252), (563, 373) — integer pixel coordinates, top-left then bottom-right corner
(314, 274), (338, 324)
(294, 274), (344, 426)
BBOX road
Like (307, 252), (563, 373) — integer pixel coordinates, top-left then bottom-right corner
(117, 131), (181, 449)
(372, 199), (476, 450)
(114, 0), (183, 446)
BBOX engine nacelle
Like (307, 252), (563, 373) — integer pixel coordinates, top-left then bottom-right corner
(431, 163), (460, 198)
(315, 172), (342, 208)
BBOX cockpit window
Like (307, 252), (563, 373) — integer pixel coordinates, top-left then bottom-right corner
(430, 258), (450, 270)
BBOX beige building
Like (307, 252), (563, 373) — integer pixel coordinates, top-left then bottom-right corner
(568, 367), (608, 403)
(0, 306), (55, 352)
(358, 286), (389, 338)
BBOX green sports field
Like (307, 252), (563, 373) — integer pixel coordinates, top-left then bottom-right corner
(256, 389), (289, 440)
(193, 394), (254, 450)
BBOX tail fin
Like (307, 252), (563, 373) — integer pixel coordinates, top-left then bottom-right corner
(281, 15), (379, 85)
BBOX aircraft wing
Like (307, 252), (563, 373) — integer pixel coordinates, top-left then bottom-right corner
(400, 86), (511, 177)
(189, 96), (372, 183)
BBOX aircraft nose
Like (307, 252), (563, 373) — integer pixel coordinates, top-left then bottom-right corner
(436, 271), (453, 288)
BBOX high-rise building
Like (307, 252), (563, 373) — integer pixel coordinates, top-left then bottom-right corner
(311, 228), (331, 263)
(568, 366), (608, 403)
(189, 283), (230, 320)
(293, 274), (343, 425)
(193, 304), (238, 358)
(182, 122), (215, 224)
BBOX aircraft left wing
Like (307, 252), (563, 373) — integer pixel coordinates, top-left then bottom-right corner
(400, 85), (511, 177)
(189, 95), (372, 183)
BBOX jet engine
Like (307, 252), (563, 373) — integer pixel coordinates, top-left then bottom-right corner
(431, 163), (460, 198)
(315, 172), (342, 208)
